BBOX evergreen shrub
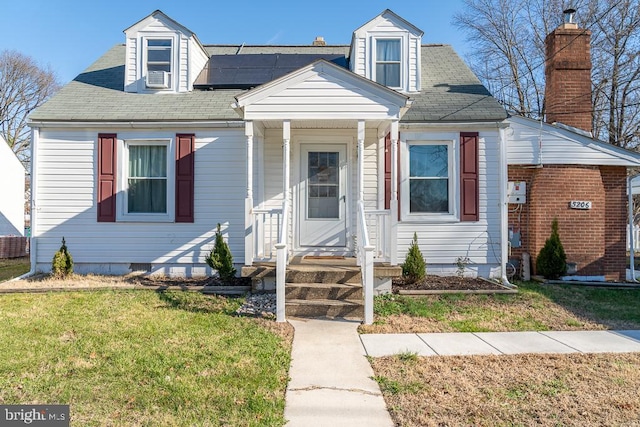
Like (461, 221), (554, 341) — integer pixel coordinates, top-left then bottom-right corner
(536, 218), (567, 279)
(205, 224), (237, 282)
(402, 232), (427, 284)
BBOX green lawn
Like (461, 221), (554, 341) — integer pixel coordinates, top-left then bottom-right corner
(364, 281), (640, 333)
(0, 257), (30, 282)
(0, 290), (291, 426)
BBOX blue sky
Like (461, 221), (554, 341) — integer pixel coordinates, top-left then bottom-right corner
(0, 0), (469, 84)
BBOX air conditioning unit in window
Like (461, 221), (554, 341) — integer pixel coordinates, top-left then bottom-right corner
(146, 71), (170, 89)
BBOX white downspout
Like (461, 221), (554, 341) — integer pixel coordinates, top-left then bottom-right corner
(14, 127), (39, 280)
(499, 124), (512, 287)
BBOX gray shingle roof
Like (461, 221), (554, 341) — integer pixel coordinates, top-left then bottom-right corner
(405, 45), (507, 122)
(30, 44), (506, 123)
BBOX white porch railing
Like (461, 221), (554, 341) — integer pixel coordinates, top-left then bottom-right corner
(275, 200), (289, 323)
(628, 225), (640, 252)
(252, 208), (283, 260)
(357, 201), (375, 325)
(365, 209), (391, 261)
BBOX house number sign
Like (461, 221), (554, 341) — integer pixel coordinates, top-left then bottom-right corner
(569, 201), (592, 210)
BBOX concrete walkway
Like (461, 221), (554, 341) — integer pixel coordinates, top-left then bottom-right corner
(285, 322), (640, 426)
(360, 330), (640, 357)
(285, 318), (394, 427)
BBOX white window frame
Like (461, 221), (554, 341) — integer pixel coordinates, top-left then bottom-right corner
(117, 138), (175, 222)
(142, 35), (176, 91)
(372, 37), (403, 90)
(401, 136), (458, 222)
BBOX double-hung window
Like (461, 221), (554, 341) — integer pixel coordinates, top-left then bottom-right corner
(402, 139), (456, 221)
(145, 39), (172, 89)
(375, 39), (401, 87)
(119, 140), (174, 222)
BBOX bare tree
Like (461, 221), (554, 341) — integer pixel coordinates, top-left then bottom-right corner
(454, 0), (640, 149)
(0, 50), (60, 167)
(590, 0), (640, 147)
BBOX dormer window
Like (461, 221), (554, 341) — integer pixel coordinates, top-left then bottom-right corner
(145, 39), (172, 89)
(375, 39), (401, 87)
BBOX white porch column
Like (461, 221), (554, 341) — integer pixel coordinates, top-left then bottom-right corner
(244, 121), (254, 266)
(276, 120), (291, 323)
(283, 120), (291, 207)
(357, 120), (365, 202)
(390, 120), (399, 265)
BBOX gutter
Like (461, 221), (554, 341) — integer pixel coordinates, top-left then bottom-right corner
(13, 127), (39, 281)
(26, 120), (245, 130)
(498, 123), (512, 287)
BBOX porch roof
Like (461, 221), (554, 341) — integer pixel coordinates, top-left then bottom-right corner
(233, 59), (411, 122)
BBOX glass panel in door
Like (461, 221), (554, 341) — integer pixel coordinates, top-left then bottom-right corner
(307, 151), (339, 219)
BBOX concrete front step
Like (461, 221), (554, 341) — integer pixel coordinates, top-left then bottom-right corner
(285, 269), (361, 284)
(286, 299), (364, 319)
(285, 282), (363, 300)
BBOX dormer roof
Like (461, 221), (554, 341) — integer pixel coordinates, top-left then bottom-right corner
(352, 9), (424, 38)
(124, 10), (196, 38)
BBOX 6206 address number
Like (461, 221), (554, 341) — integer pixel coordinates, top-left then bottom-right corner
(569, 201), (592, 210)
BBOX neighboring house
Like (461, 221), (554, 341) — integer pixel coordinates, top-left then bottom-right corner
(27, 9), (640, 287)
(0, 134), (25, 236)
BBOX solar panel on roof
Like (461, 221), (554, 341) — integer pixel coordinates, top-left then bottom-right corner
(194, 53), (348, 89)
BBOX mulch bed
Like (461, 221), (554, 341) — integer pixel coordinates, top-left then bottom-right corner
(125, 275), (251, 287)
(393, 275), (511, 293)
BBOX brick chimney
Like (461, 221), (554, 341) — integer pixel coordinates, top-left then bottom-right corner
(544, 8), (592, 133)
(312, 36), (327, 46)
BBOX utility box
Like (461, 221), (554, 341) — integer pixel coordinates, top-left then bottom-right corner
(507, 181), (526, 204)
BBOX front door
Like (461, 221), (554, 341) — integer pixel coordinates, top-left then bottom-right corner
(298, 144), (347, 248)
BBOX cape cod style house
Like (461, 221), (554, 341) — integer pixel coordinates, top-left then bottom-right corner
(27, 9), (640, 322)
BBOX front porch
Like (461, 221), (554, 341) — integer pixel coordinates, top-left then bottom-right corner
(232, 60), (411, 324)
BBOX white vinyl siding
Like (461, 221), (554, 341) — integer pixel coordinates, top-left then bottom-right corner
(124, 36), (138, 92)
(396, 129), (501, 277)
(33, 128), (246, 274)
(243, 73), (402, 121)
(408, 37), (420, 91)
(507, 116), (640, 166)
(350, 37), (366, 77)
(188, 38), (209, 92)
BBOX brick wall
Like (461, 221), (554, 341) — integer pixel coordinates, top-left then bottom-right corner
(508, 165), (626, 280)
(545, 26), (592, 133)
(602, 166), (627, 280)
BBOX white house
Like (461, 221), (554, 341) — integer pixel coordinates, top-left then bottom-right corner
(0, 134), (25, 236)
(27, 9), (640, 321)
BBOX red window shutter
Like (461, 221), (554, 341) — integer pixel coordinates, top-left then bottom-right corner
(460, 132), (479, 222)
(97, 133), (117, 222)
(175, 134), (195, 223)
